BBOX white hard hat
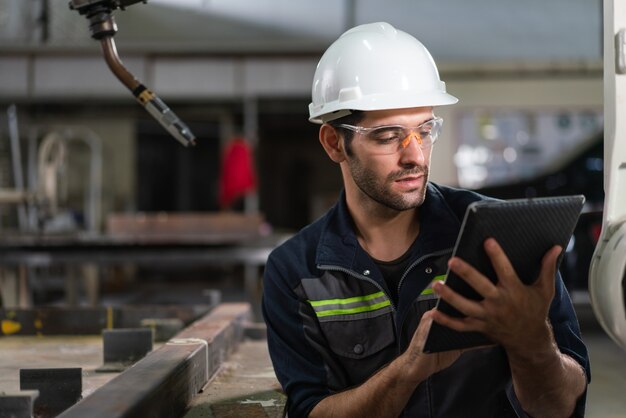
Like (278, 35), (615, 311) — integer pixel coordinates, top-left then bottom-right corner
(309, 22), (458, 124)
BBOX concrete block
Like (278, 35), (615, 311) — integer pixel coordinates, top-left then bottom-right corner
(0, 390), (39, 418)
(97, 328), (153, 372)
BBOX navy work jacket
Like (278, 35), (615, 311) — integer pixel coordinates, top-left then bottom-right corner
(263, 183), (590, 417)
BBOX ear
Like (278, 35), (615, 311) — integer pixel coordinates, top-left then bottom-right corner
(319, 124), (346, 163)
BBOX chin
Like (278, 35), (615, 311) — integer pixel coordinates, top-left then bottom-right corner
(387, 192), (426, 211)
(404, 189), (427, 206)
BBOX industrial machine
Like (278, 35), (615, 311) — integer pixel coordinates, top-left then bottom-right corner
(588, 0), (626, 351)
(68, 0), (196, 147)
(1, 107), (102, 234)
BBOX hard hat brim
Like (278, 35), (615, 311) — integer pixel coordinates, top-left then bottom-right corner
(309, 91), (459, 124)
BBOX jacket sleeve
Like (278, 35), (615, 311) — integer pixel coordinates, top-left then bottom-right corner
(549, 271), (590, 416)
(506, 271), (590, 417)
(263, 252), (331, 417)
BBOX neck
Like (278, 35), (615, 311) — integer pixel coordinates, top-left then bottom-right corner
(347, 193), (421, 262)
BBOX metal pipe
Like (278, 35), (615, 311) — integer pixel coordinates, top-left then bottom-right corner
(69, 1), (196, 147)
(0, 189), (30, 204)
(99, 36), (196, 147)
(61, 127), (103, 235)
(100, 36), (139, 91)
(7, 105), (28, 230)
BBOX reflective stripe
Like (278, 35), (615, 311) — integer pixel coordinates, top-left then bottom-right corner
(420, 274), (447, 295)
(308, 291), (391, 318)
(309, 291), (385, 307)
(315, 300), (392, 317)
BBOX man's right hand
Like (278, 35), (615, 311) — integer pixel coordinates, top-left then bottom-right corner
(400, 309), (464, 382)
(309, 309), (463, 418)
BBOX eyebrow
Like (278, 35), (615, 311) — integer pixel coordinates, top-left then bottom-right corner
(369, 116), (437, 129)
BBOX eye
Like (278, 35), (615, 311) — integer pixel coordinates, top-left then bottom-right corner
(370, 127), (404, 144)
(419, 121), (439, 139)
(419, 127), (433, 138)
(419, 120), (434, 132)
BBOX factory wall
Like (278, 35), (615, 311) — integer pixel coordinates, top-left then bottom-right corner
(0, 53), (602, 231)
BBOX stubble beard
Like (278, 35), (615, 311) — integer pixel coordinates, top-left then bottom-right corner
(348, 157), (429, 212)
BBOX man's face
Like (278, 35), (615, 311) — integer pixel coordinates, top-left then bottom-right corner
(343, 107), (435, 211)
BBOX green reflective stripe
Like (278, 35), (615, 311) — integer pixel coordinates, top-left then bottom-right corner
(315, 300), (391, 317)
(420, 274), (447, 295)
(308, 291), (391, 318)
(309, 291), (385, 307)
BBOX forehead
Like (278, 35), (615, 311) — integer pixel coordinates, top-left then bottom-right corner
(360, 107), (434, 126)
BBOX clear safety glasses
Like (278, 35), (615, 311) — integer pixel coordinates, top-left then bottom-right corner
(337, 117), (443, 155)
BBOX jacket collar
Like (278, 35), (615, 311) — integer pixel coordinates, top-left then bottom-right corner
(315, 182), (462, 272)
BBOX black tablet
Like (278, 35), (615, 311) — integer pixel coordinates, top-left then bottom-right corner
(422, 195), (585, 353)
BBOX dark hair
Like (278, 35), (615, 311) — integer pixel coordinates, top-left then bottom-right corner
(326, 110), (365, 156)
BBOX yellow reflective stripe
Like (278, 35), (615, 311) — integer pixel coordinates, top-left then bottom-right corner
(308, 291), (392, 318)
(309, 291), (385, 307)
(420, 274), (447, 295)
(315, 300), (391, 317)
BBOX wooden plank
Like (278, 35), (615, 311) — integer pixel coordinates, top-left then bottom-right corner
(106, 212), (264, 242)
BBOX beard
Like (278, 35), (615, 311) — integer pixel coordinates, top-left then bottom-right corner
(347, 156), (429, 211)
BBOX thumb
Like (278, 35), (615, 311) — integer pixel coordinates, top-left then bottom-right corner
(414, 310), (435, 353)
(537, 245), (562, 296)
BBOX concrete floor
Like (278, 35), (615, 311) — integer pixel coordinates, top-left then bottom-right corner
(184, 340), (286, 418)
(576, 303), (626, 417)
(0, 336), (119, 399)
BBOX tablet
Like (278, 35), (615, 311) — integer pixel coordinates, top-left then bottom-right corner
(422, 195), (585, 353)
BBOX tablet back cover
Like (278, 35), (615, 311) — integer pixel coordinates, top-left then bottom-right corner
(423, 195), (585, 353)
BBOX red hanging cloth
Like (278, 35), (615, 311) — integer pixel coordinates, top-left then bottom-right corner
(218, 137), (257, 209)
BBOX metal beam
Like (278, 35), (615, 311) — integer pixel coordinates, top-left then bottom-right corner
(57, 303), (251, 418)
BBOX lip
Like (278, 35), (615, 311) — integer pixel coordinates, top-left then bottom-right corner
(394, 175), (424, 189)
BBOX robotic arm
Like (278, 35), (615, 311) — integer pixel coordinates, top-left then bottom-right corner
(588, 0), (626, 350)
(69, 0), (196, 147)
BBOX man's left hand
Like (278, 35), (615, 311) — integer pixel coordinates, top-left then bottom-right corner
(431, 238), (562, 353)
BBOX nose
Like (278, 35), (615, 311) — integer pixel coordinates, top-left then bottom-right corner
(398, 132), (426, 164)
(400, 131), (422, 149)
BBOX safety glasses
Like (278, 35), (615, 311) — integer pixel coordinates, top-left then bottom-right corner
(337, 117), (443, 155)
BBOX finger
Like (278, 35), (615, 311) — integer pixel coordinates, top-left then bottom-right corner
(413, 310), (435, 353)
(433, 280), (486, 318)
(483, 238), (519, 288)
(536, 245), (561, 296)
(448, 257), (498, 299)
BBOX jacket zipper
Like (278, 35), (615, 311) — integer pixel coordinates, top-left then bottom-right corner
(396, 248), (454, 353)
(397, 248), (454, 298)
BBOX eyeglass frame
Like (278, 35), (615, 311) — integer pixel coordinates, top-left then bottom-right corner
(334, 116), (444, 155)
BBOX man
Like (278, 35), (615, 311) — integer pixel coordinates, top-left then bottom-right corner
(262, 22), (589, 417)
